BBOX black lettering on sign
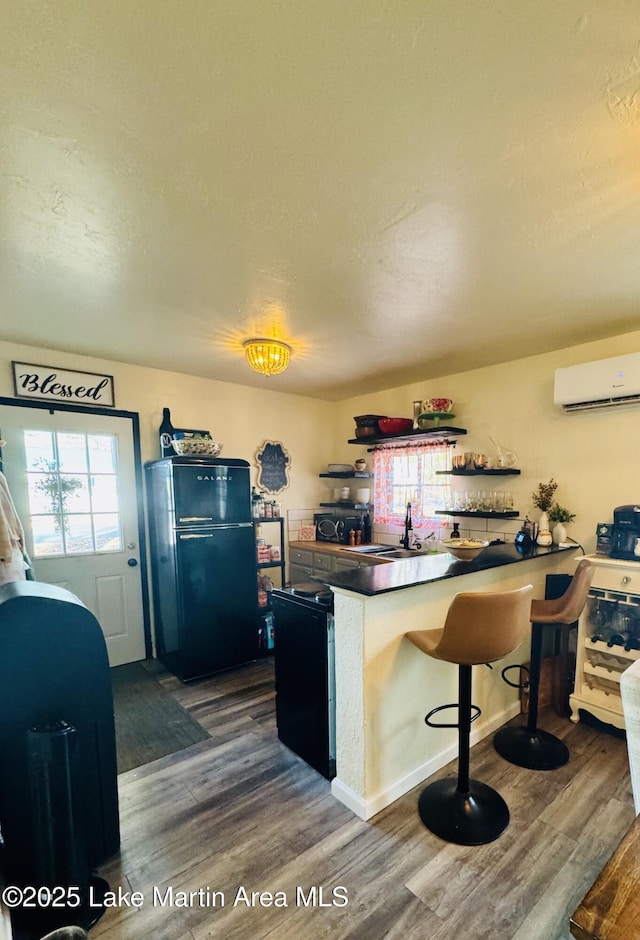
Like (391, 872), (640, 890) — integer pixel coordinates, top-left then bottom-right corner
(88, 378), (109, 400)
(17, 372), (41, 392)
(12, 362), (116, 407)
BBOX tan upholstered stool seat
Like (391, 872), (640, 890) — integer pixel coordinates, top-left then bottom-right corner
(494, 558), (594, 770)
(406, 583), (533, 845)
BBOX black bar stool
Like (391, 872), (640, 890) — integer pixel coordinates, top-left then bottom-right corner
(406, 584), (533, 845)
(493, 558), (594, 770)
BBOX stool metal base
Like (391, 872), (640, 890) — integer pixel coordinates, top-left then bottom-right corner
(493, 725), (569, 771)
(418, 777), (510, 845)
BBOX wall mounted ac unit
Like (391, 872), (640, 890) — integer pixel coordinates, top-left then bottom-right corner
(554, 352), (640, 412)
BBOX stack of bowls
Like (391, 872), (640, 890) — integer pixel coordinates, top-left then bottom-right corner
(353, 415), (387, 438)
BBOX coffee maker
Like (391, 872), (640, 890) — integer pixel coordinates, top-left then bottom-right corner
(610, 505), (640, 560)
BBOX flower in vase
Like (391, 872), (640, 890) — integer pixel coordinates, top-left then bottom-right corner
(532, 479), (558, 513)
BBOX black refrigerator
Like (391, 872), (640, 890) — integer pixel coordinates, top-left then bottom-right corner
(146, 457), (259, 681)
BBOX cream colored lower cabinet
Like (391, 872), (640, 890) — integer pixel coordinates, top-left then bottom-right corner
(570, 555), (640, 730)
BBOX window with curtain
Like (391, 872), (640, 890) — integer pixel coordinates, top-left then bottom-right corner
(372, 442), (451, 528)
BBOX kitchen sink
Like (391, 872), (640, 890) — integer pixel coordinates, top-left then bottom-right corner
(377, 548), (437, 559)
(341, 546), (441, 560)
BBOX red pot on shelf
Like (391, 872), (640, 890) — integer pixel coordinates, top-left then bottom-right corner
(377, 417), (414, 435)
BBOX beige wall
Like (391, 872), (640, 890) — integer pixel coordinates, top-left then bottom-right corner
(0, 339), (337, 515)
(2, 328), (640, 555)
(335, 329), (640, 553)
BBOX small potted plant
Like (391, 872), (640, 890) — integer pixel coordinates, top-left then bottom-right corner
(548, 502), (576, 545)
(531, 479), (558, 543)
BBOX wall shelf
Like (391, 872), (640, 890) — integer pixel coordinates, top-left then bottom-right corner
(348, 426), (467, 448)
(319, 501), (371, 510)
(319, 471), (373, 479)
(435, 510), (519, 519)
(256, 516), (285, 654)
(436, 468), (521, 476)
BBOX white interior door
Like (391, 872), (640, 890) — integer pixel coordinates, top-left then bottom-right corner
(0, 405), (146, 666)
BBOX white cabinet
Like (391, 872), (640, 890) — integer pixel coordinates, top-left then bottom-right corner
(570, 556), (640, 730)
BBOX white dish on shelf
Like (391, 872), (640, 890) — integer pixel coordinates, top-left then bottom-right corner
(328, 463), (353, 472)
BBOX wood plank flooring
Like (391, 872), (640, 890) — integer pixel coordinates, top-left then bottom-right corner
(92, 658), (635, 940)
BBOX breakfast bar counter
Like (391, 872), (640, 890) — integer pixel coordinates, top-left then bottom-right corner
(325, 542), (575, 595)
(323, 543), (578, 819)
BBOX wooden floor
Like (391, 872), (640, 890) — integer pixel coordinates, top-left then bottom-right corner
(92, 658), (635, 940)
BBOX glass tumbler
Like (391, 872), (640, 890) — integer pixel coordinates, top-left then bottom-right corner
(480, 491), (493, 511)
(455, 491), (468, 512)
(465, 490), (479, 511)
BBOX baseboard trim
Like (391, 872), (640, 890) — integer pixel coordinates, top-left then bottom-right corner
(331, 701), (521, 821)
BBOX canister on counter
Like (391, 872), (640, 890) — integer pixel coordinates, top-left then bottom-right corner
(596, 523), (613, 556)
(257, 545), (271, 563)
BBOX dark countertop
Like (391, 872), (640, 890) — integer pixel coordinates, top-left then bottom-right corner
(319, 543), (579, 596)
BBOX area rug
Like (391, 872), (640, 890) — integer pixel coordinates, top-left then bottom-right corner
(111, 661), (210, 773)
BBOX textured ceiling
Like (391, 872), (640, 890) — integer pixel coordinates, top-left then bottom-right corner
(1, 1), (639, 400)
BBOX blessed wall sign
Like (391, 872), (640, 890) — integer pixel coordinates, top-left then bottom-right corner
(12, 361), (116, 408)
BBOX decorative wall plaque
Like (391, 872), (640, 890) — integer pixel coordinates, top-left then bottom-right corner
(256, 440), (291, 494)
(12, 361), (115, 408)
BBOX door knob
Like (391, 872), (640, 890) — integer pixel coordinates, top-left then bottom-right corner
(127, 558), (138, 567)
(127, 541), (136, 550)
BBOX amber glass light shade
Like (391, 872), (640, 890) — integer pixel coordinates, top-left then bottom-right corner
(243, 338), (291, 376)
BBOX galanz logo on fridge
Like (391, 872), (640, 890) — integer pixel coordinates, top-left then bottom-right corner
(196, 475), (232, 481)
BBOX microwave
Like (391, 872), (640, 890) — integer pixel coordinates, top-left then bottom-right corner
(314, 513), (363, 544)
(315, 513), (342, 543)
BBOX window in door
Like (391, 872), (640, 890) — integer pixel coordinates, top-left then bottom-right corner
(23, 429), (123, 557)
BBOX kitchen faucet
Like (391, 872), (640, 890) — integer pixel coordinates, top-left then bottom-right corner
(400, 501), (412, 549)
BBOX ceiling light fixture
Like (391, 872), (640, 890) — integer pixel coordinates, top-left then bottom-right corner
(243, 337), (292, 376)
